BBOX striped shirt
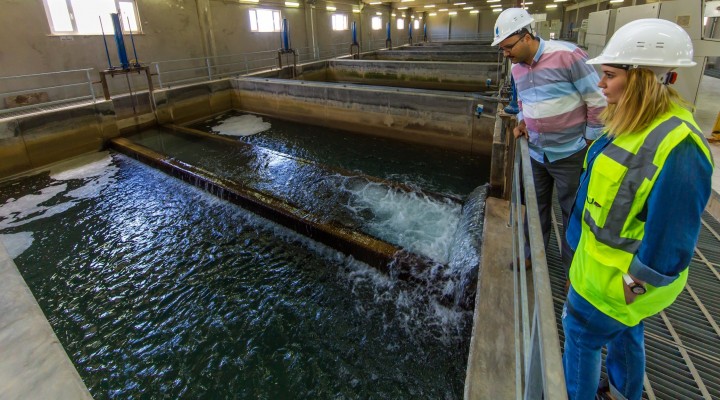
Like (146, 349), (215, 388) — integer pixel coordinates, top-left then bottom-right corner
(513, 38), (606, 163)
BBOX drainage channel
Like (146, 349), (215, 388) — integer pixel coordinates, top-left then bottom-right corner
(548, 200), (720, 399)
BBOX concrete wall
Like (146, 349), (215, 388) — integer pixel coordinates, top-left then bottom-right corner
(0, 102), (118, 178)
(231, 77), (494, 155)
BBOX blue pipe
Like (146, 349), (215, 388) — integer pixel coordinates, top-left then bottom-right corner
(423, 23), (427, 40)
(351, 21), (358, 45)
(126, 16), (140, 67)
(282, 18), (290, 51)
(111, 13), (129, 69)
(504, 75), (520, 115)
(386, 22), (391, 42)
(408, 22), (413, 39)
(98, 16), (113, 69)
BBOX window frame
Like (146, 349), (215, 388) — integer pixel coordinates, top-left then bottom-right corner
(249, 8), (283, 33)
(332, 13), (349, 31)
(42, 0), (142, 35)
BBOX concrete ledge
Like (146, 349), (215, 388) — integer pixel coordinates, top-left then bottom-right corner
(464, 197), (516, 399)
(0, 242), (92, 400)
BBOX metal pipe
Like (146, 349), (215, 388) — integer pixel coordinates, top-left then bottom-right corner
(99, 16), (113, 69)
(126, 16), (140, 67)
(351, 21), (358, 45)
(85, 69), (96, 102)
(282, 18), (290, 51)
(110, 13), (130, 69)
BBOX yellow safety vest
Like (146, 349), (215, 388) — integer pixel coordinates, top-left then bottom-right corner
(570, 104), (714, 327)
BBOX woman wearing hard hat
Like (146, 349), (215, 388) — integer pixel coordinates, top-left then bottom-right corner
(563, 19), (714, 400)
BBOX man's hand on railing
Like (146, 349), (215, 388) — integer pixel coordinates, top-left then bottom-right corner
(513, 120), (528, 139)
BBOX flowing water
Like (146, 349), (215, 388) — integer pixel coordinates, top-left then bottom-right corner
(0, 150), (482, 399)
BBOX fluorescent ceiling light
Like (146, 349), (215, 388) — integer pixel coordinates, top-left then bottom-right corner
(424, 4), (435, 7)
(546, 4), (557, 8)
(523, 1), (533, 4)
(463, 6), (473, 10)
(439, 8), (448, 11)
(454, 2), (466, 4)
(369, 1), (381, 4)
(470, 10), (479, 13)
(326, 6), (336, 10)
(609, 0), (624, 2)
(240, 0), (259, 3)
(449, 11), (457, 15)
(554, 0), (567, 2)
(491, 4), (502, 7)
(429, 12), (436, 15)
(391, 12), (396, 16)
(353, 7), (360, 12)
(398, 6), (408, 9)
(487, 0), (501, 2)
(492, 7), (502, 12)
(285, 1), (299, 6)
(376, 11), (382, 15)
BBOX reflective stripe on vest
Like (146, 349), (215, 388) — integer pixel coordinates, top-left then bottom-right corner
(583, 117), (709, 252)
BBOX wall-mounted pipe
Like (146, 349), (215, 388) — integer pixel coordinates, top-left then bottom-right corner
(423, 23), (428, 42)
(110, 13), (130, 69)
(385, 22), (392, 49)
(408, 22), (413, 45)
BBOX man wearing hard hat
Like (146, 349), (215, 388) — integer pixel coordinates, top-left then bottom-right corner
(493, 8), (606, 289)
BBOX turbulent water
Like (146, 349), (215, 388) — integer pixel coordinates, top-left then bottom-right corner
(0, 153), (476, 399)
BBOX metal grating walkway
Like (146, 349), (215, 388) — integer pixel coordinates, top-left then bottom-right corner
(548, 198), (720, 400)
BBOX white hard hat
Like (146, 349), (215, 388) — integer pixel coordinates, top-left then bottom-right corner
(586, 19), (696, 69)
(491, 8), (534, 47)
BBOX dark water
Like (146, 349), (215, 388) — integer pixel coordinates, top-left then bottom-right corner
(0, 155), (472, 399)
(188, 111), (489, 198)
(126, 127), (465, 264)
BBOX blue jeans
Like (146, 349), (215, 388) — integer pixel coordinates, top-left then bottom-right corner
(562, 286), (645, 400)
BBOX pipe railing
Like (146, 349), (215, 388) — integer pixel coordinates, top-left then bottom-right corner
(508, 125), (567, 399)
(0, 68), (97, 116)
(152, 41), (366, 89)
(428, 32), (493, 42)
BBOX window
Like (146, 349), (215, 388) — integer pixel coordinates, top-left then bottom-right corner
(332, 14), (348, 31)
(371, 16), (382, 30)
(413, 19), (420, 30)
(397, 18), (405, 30)
(43, 0), (140, 35)
(249, 9), (282, 32)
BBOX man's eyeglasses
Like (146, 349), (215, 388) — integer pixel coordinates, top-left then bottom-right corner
(498, 34), (526, 53)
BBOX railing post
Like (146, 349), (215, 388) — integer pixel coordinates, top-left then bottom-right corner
(206, 57), (213, 80)
(85, 69), (96, 103)
(154, 63), (163, 89)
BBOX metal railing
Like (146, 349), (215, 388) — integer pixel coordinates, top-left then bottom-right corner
(151, 41), (383, 89)
(0, 68), (97, 117)
(428, 32), (493, 42)
(151, 50), (281, 89)
(508, 129), (567, 399)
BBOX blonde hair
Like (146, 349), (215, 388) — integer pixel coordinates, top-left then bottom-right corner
(600, 68), (691, 137)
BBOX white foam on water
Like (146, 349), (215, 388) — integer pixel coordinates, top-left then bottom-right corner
(51, 153), (116, 181)
(0, 153), (117, 230)
(0, 232), (34, 259)
(340, 179), (462, 264)
(211, 114), (271, 137)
